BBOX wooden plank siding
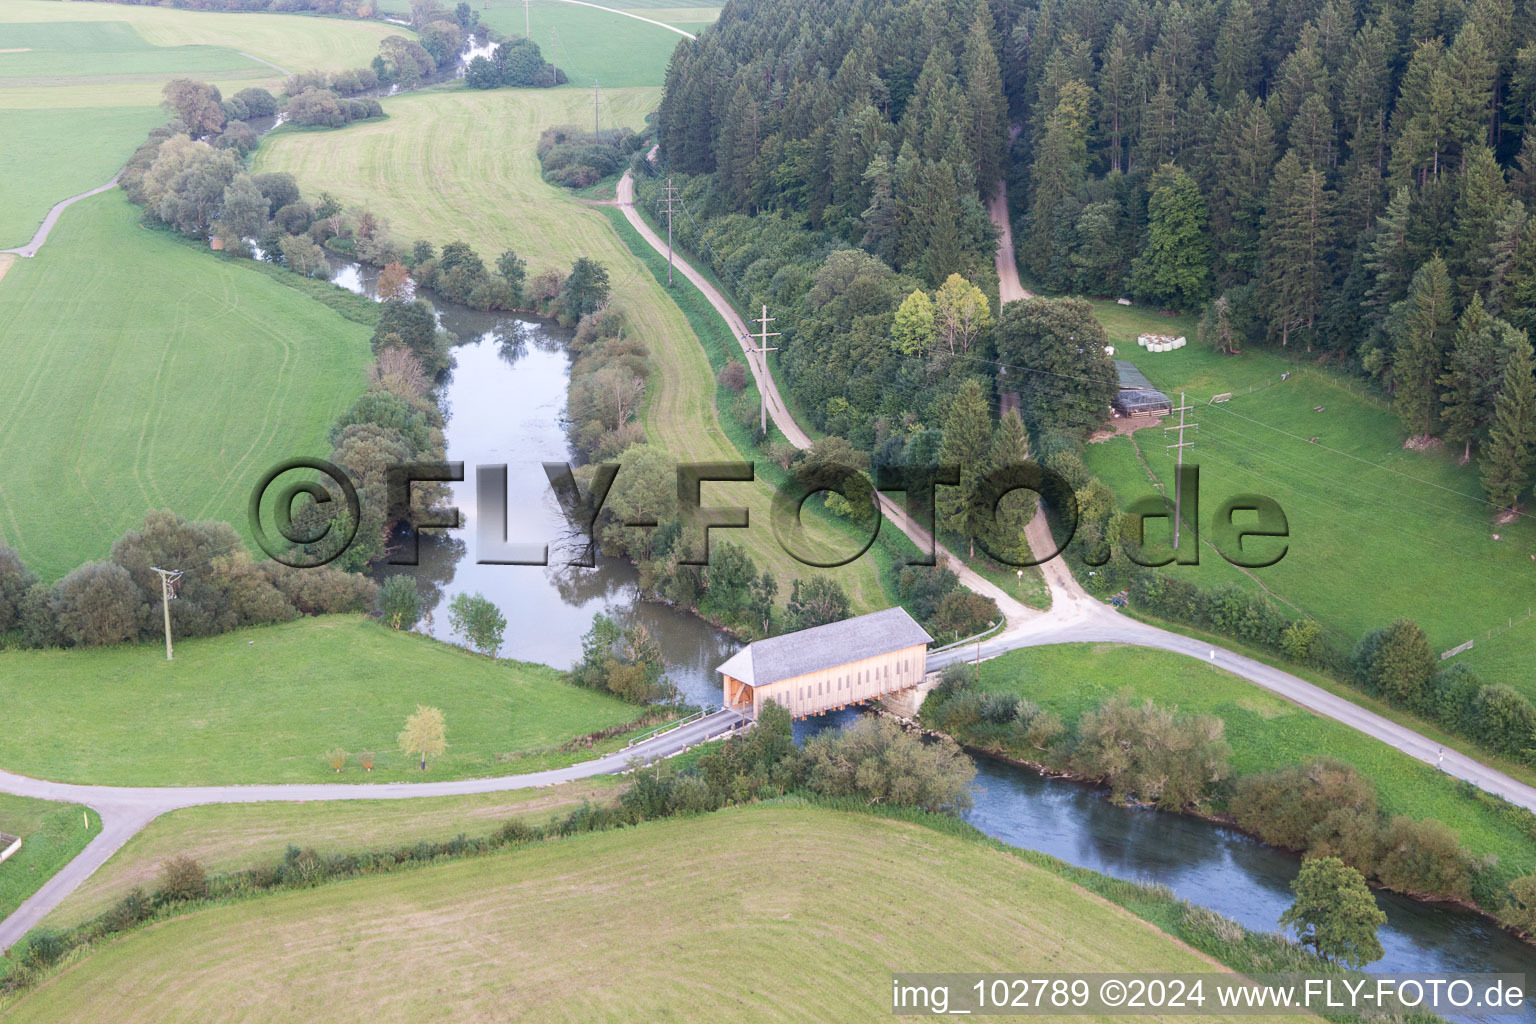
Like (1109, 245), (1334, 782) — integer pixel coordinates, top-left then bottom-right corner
(727, 643), (929, 719)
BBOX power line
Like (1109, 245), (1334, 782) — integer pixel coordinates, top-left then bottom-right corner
(750, 306), (779, 437)
(1164, 391), (1197, 550)
(149, 567), (183, 661)
(658, 177), (680, 287)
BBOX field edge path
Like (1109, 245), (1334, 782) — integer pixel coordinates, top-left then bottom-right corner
(1, 173), (122, 259)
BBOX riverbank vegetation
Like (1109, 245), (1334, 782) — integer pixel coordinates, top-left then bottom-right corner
(0, 616), (658, 785)
(250, 86), (888, 613)
(918, 643), (1536, 932)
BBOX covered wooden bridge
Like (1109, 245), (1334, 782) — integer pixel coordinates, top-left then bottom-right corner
(715, 607), (933, 720)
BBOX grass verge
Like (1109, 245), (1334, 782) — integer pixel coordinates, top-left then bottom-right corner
(0, 615), (662, 785)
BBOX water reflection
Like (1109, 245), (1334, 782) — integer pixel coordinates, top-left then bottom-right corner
(323, 255), (737, 704)
(965, 757), (1536, 1022)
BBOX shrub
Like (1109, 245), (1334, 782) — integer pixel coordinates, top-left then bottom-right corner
(897, 565), (961, 622)
(378, 574), (422, 630)
(1471, 684), (1536, 759)
(359, 751), (375, 772)
(801, 716), (977, 813)
(52, 561), (140, 647)
(1353, 619), (1436, 712)
(1375, 815), (1474, 900)
(1231, 758), (1382, 867)
(1070, 692), (1230, 810)
(0, 543), (37, 632)
(1504, 874), (1536, 933)
(1431, 663), (1486, 733)
(717, 359), (748, 393)
(325, 748), (347, 772)
(156, 855), (208, 904)
(929, 589), (999, 640)
(22, 929), (68, 970)
(100, 886), (154, 934)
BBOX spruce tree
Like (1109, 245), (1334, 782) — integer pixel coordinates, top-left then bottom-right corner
(937, 378), (996, 557)
(1130, 164), (1212, 312)
(960, 14), (1008, 192)
(1391, 257), (1457, 439)
(1481, 329), (1536, 510)
(1365, 188), (1415, 322)
(1027, 80), (1091, 280)
(1451, 145), (1510, 297)
(1097, 24), (1134, 173)
(1260, 150), (1334, 348)
(1439, 295), (1518, 461)
(1212, 0), (1259, 104)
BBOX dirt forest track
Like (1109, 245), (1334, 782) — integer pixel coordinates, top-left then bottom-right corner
(613, 168), (1536, 816)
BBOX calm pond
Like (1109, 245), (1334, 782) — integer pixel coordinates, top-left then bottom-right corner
(325, 257), (1536, 1018)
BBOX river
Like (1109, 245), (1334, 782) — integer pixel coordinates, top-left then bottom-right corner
(322, 255), (1536, 1017)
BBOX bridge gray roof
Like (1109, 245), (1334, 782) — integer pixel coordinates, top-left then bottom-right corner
(715, 607), (931, 687)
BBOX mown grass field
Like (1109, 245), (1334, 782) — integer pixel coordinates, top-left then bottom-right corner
(377, 0), (707, 85)
(0, 106), (166, 246)
(0, 193), (372, 579)
(0, 2), (404, 247)
(0, 796), (100, 924)
(0, 1), (403, 73)
(962, 643), (1536, 871)
(47, 779), (620, 927)
(0, 616), (652, 786)
(1, 805), (1276, 1023)
(253, 86), (888, 610)
(1079, 340), (1536, 696)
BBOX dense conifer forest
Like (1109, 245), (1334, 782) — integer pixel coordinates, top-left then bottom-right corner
(651, 0), (1536, 512)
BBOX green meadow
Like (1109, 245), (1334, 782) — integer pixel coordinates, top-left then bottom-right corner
(376, 0), (707, 87)
(0, 106), (168, 247)
(0, 1), (407, 247)
(1082, 340), (1536, 697)
(0, 616), (651, 786)
(1, 806), (1270, 1023)
(0, 193), (372, 579)
(963, 643), (1536, 870)
(0, 796), (100, 924)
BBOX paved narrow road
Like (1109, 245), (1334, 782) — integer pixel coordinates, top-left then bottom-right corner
(614, 168), (1536, 817)
(614, 171), (1034, 623)
(0, 709), (745, 951)
(4, 168), (1531, 959)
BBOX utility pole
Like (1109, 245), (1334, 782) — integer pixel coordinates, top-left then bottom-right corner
(149, 567), (183, 661)
(659, 177), (680, 286)
(523, 0), (530, 38)
(1164, 392), (1198, 551)
(549, 28), (558, 86)
(751, 306), (779, 437)
(594, 80), (600, 139)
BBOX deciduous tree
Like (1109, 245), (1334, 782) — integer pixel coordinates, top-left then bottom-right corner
(1280, 856), (1387, 967)
(398, 705), (447, 770)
